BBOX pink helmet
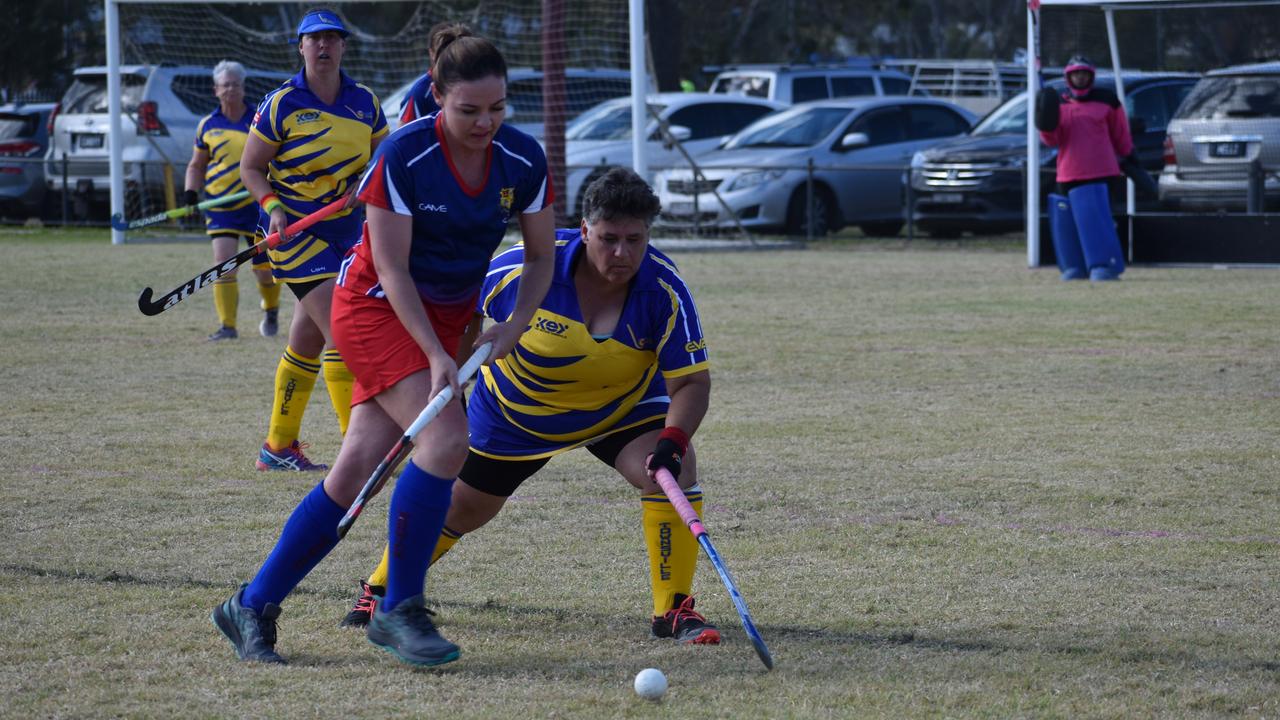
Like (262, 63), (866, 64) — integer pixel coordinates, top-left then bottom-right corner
(1064, 55), (1096, 97)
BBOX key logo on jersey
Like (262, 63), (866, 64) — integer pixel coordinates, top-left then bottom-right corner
(535, 316), (568, 337)
(295, 110), (322, 125)
(684, 338), (707, 353)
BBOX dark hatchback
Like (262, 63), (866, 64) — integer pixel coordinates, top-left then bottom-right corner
(908, 73), (1197, 237)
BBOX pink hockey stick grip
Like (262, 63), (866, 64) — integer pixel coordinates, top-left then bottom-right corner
(654, 467), (706, 537)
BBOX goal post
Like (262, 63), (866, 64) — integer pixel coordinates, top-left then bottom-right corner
(101, 0), (643, 244)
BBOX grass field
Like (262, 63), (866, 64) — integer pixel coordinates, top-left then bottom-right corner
(2, 228), (1278, 719)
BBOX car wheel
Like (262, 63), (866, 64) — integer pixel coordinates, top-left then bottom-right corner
(860, 221), (904, 237)
(786, 185), (835, 237)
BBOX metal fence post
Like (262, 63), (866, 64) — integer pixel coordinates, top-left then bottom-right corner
(806, 157), (815, 243)
(60, 152), (69, 226)
(905, 164), (915, 243)
(1247, 160), (1263, 214)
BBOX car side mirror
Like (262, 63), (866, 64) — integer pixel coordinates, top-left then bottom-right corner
(661, 124), (692, 149)
(840, 132), (870, 150)
(505, 105), (515, 119)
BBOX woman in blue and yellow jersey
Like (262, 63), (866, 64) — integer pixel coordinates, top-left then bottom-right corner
(342, 168), (724, 648)
(239, 9), (388, 472)
(184, 60), (282, 343)
(212, 27), (555, 667)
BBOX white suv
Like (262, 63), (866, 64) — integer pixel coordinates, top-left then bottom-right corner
(707, 63), (922, 104)
(44, 64), (291, 218)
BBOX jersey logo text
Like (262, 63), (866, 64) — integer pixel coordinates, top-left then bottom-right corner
(417, 202), (448, 213)
(295, 111), (322, 124)
(684, 339), (707, 353)
(535, 317), (569, 336)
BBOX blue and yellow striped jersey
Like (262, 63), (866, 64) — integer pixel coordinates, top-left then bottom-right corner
(251, 70), (387, 224)
(193, 107), (253, 211)
(468, 229), (709, 459)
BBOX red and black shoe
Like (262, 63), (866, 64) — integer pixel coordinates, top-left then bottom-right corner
(651, 593), (721, 645)
(338, 580), (383, 628)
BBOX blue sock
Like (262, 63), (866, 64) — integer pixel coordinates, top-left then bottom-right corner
(243, 482), (345, 612)
(381, 460), (454, 612)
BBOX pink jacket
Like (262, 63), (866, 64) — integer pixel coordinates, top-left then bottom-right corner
(1039, 89), (1133, 183)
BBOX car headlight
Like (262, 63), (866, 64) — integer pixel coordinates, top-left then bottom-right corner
(911, 151), (927, 168)
(726, 169), (784, 192)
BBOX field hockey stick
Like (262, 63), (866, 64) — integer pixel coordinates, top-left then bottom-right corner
(136, 197), (347, 316)
(336, 341), (494, 539)
(654, 466), (775, 670)
(110, 190), (251, 231)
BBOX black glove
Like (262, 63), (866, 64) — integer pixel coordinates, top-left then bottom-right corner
(647, 428), (689, 480)
(183, 189), (200, 208)
(1035, 87), (1060, 132)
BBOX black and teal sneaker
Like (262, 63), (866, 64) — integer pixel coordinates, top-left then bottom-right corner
(211, 585), (286, 664)
(651, 593), (721, 645)
(366, 594), (460, 667)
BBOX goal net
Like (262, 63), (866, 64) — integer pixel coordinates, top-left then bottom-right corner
(101, 0), (631, 229)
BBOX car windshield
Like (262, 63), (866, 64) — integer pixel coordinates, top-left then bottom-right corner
(971, 93), (1029, 135)
(63, 75), (146, 114)
(1177, 75), (1280, 119)
(724, 105), (850, 149)
(566, 102), (664, 140)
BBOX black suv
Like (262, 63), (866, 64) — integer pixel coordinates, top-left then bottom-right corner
(908, 73), (1198, 237)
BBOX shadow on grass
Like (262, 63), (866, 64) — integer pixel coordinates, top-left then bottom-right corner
(9, 561), (1279, 676)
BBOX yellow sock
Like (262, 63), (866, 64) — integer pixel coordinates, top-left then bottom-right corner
(642, 487), (703, 617)
(368, 525), (462, 588)
(265, 346), (320, 450)
(258, 281), (281, 311)
(322, 350), (354, 436)
(213, 278), (238, 329)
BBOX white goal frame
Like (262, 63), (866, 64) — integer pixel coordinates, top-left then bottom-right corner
(1025, 0), (1280, 266)
(102, 0), (648, 245)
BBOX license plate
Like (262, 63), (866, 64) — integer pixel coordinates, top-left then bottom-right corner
(78, 133), (104, 149)
(1210, 142), (1244, 158)
(667, 201), (694, 215)
(930, 192), (964, 204)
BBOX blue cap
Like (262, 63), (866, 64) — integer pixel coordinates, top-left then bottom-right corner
(297, 10), (349, 38)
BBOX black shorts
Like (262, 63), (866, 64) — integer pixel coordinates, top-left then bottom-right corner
(460, 419), (664, 497)
(288, 277), (328, 301)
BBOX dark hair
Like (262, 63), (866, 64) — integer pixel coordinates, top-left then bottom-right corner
(581, 167), (661, 227)
(426, 21), (468, 68)
(430, 24), (507, 95)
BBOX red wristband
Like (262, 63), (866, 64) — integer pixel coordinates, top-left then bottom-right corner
(659, 426), (690, 455)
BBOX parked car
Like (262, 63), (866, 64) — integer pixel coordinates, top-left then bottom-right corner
(1159, 61), (1280, 211)
(564, 92), (784, 217)
(383, 67), (633, 136)
(43, 64), (291, 218)
(707, 62), (921, 104)
(909, 72), (1198, 237)
(655, 97), (975, 236)
(0, 102), (55, 217)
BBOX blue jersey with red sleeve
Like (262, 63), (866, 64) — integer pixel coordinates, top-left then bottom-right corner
(398, 72), (439, 127)
(339, 114), (554, 307)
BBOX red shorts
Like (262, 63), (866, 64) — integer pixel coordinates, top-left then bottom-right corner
(331, 285), (478, 407)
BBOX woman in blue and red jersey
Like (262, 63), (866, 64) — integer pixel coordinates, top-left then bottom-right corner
(212, 25), (556, 668)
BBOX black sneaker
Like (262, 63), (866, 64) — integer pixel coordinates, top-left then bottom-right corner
(651, 593), (721, 645)
(366, 594), (460, 667)
(211, 585), (286, 664)
(260, 308), (279, 337)
(208, 326), (238, 342)
(339, 580), (384, 628)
